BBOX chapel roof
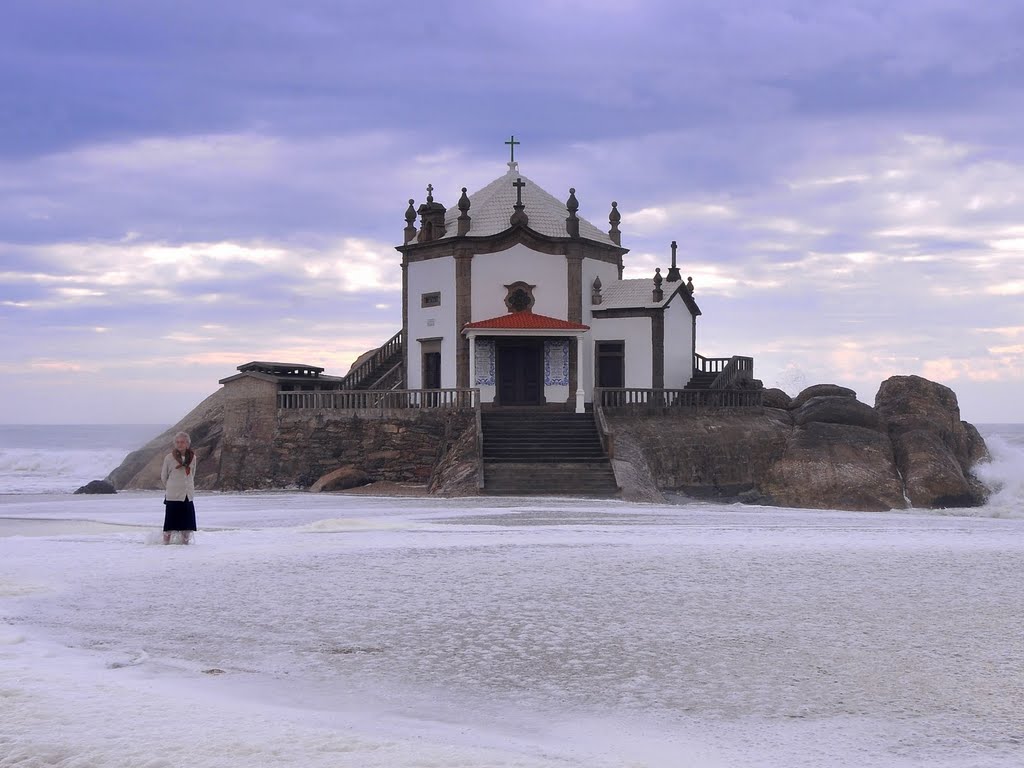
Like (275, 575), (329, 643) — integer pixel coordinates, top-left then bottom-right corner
(463, 310), (591, 332)
(596, 279), (702, 315)
(434, 162), (616, 245)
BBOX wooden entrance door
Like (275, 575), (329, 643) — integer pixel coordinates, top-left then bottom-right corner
(497, 341), (542, 405)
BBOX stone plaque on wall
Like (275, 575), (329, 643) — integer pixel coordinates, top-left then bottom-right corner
(544, 339), (570, 386)
(474, 339), (496, 385)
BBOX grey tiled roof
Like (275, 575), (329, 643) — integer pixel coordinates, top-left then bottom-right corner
(598, 278), (665, 309)
(436, 163), (616, 245)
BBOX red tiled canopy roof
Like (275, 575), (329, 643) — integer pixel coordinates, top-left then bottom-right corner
(463, 310), (590, 331)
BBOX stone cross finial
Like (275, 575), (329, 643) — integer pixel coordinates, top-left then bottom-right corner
(505, 135), (520, 164)
(510, 177), (529, 226)
(426, 183), (434, 203)
(666, 240), (682, 282)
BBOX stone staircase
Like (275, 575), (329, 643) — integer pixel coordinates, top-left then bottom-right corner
(341, 330), (404, 390)
(684, 370), (718, 390)
(481, 411), (619, 497)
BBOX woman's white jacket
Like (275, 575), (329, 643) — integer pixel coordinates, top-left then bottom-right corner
(161, 453), (197, 501)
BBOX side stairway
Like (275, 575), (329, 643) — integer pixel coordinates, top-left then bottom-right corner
(684, 370), (717, 390)
(481, 411), (619, 497)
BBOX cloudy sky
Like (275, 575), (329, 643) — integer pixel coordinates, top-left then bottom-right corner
(2, 0), (1022, 424)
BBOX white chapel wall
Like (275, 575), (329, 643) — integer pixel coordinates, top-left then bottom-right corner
(406, 256), (457, 388)
(664, 297), (694, 388)
(471, 244), (568, 320)
(580, 259), (620, 399)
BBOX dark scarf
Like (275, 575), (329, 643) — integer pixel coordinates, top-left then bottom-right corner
(173, 448), (195, 476)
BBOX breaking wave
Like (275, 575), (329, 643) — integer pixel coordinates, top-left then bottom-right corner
(0, 424), (165, 494)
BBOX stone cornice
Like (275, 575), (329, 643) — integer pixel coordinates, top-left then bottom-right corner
(397, 223), (628, 267)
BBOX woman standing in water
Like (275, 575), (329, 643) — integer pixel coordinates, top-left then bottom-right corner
(160, 431), (198, 544)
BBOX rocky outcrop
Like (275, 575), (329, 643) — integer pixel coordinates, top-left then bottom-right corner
(74, 479), (117, 494)
(428, 421), (482, 496)
(107, 389), (225, 491)
(606, 376), (990, 511)
(875, 375), (989, 507)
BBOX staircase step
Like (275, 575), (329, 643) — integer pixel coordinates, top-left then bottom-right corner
(480, 411), (616, 496)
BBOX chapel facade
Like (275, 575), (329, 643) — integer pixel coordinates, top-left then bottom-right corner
(396, 156), (702, 412)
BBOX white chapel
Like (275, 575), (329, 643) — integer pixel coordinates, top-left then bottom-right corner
(398, 149), (703, 412)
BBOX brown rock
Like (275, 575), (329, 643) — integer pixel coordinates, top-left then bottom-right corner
(74, 479), (117, 494)
(790, 384), (857, 410)
(874, 375), (988, 507)
(310, 466), (371, 492)
(762, 388), (793, 410)
(760, 422), (906, 511)
(890, 430), (980, 508)
(605, 408), (794, 498)
(793, 395), (881, 431)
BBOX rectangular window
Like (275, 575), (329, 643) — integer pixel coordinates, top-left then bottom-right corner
(421, 291), (441, 308)
(420, 339), (442, 390)
(595, 341), (625, 388)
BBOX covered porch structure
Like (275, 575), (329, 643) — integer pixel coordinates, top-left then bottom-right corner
(463, 311), (589, 413)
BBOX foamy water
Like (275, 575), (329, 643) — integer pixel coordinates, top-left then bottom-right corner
(0, 425), (165, 494)
(1, 494), (1023, 767)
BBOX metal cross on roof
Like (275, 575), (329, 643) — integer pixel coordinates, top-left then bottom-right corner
(505, 135), (520, 163)
(513, 177), (526, 207)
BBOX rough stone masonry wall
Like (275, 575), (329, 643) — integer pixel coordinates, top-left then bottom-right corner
(216, 409), (475, 491)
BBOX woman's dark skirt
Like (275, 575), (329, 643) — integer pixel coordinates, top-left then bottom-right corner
(163, 498), (197, 531)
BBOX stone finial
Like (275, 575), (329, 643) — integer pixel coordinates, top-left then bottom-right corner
(653, 267), (664, 302)
(686, 276), (694, 294)
(426, 183), (434, 204)
(510, 176), (529, 227)
(591, 275), (603, 305)
(565, 187), (580, 238)
(608, 201), (621, 245)
(404, 198), (417, 242)
(666, 239), (682, 283)
(457, 187), (471, 236)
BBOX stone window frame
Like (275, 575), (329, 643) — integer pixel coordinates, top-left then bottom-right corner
(503, 281), (536, 313)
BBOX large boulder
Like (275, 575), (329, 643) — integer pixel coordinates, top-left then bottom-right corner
(310, 466), (371, 492)
(760, 422), (906, 511)
(793, 395), (881, 431)
(790, 384), (857, 410)
(874, 375), (988, 507)
(762, 388), (793, 410)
